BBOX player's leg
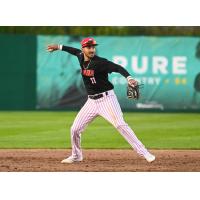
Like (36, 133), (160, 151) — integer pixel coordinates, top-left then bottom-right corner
(61, 98), (98, 163)
(98, 91), (155, 162)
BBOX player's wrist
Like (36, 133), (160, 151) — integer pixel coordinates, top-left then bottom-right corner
(127, 76), (134, 81)
(58, 44), (63, 50)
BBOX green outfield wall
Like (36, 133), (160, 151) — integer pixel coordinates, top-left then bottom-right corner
(0, 34), (36, 110)
(1, 34), (200, 111)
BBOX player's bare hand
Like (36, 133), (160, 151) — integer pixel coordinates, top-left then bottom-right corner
(47, 44), (59, 52)
(128, 78), (138, 87)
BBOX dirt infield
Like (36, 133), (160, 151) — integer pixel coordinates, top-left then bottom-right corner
(0, 149), (200, 172)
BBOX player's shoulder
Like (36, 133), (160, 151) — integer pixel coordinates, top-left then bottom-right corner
(78, 51), (83, 56)
(93, 55), (108, 63)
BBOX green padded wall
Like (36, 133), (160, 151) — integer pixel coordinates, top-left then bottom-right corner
(0, 34), (36, 110)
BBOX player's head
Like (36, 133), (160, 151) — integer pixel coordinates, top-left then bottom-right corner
(81, 37), (98, 59)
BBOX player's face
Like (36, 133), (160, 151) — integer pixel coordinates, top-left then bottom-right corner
(82, 45), (96, 59)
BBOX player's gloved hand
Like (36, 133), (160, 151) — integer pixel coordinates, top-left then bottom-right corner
(127, 77), (140, 100)
(47, 44), (60, 52)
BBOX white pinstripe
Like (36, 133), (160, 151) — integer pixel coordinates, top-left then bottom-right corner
(70, 90), (149, 159)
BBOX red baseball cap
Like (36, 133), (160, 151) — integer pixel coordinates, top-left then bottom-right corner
(81, 37), (98, 48)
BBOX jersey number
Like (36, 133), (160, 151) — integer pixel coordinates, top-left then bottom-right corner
(90, 77), (96, 84)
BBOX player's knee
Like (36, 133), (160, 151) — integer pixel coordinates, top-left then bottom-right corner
(115, 122), (128, 129)
(70, 125), (82, 134)
(71, 126), (78, 134)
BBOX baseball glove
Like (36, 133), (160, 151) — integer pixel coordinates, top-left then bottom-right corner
(127, 84), (142, 100)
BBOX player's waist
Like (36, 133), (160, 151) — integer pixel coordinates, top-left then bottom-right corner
(88, 90), (114, 100)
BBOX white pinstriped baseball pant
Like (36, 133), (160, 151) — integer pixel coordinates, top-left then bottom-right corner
(70, 90), (149, 159)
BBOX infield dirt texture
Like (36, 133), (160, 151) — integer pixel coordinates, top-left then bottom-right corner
(0, 112), (200, 171)
(0, 149), (200, 171)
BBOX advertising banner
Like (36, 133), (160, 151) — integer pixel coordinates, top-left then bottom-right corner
(37, 36), (200, 110)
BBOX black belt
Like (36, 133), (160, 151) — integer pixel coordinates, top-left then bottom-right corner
(89, 91), (108, 100)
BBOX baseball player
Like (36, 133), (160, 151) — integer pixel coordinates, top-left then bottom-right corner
(47, 37), (155, 163)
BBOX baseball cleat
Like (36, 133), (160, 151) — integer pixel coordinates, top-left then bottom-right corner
(144, 153), (156, 163)
(61, 156), (83, 164)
